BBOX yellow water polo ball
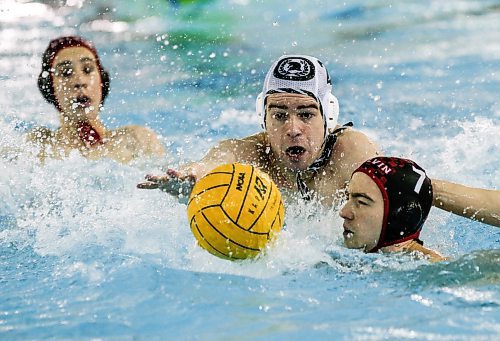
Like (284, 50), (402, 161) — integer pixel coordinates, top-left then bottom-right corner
(187, 163), (285, 260)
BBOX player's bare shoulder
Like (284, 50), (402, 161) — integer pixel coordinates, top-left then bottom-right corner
(336, 127), (379, 158)
(109, 125), (152, 141)
(108, 125), (165, 156)
(27, 126), (56, 145)
(26, 126), (68, 161)
(215, 132), (267, 161)
(331, 126), (380, 177)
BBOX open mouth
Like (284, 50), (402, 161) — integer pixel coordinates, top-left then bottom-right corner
(285, 146), (306, 159)
(72, 95), (91, 108)
(343, 227), (354, 239)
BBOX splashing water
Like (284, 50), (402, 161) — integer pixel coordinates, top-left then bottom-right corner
(1, 0), (499, 339)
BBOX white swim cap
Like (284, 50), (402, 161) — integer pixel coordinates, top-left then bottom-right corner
(256, 55), (339, 136)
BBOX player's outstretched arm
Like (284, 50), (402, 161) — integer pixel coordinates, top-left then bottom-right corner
(137, 139), (239, 202)
(431, 179), (500, 227)
(137, 169), (196, 203)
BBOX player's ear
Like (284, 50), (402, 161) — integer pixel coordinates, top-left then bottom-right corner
(100, 68), (110, 105)
(38, 70), (56, 105)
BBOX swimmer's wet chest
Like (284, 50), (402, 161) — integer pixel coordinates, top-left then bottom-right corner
(68, 130), (137, 162)
(95, 132), (140, 162)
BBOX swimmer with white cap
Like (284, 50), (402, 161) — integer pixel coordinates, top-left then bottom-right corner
(140, 55), (380, 205)
(139, 55), (500, 228)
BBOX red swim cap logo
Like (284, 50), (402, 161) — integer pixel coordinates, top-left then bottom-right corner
(368, 158), (394, 175)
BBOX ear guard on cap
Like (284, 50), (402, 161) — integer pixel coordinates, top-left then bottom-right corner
(325, 92), (339, 134)
(386, 199), (425, 238)
(256, 92), (265, 129)
(256, 91), (340, 133)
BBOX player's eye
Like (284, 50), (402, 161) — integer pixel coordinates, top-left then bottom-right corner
(272, 112), (288, 121)
(56, 67), (73, 77)
(357, 198), (369, 206)
(83, 65), (94, 74)
(299, 111), (314, 120)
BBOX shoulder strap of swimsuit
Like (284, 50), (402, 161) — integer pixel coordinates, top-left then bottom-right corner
(296, 121), (353, 200)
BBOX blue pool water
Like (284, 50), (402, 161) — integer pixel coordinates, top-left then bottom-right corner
(1, 0), (499, 339)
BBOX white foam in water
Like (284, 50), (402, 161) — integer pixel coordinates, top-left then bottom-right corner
(439, 117), (499, 186)
(210, 108), (260, 129)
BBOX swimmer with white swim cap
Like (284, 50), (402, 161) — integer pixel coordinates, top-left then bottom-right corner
(140, 54), (380, 205)
(139, 55), (500, 228)
(29, 35), (165, 164)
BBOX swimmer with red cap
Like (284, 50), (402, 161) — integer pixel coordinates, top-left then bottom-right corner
(340, 157), (447, 261)
(29, 35), (165, 164)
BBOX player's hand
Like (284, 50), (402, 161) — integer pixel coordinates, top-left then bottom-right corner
(137, 169), (196, 204)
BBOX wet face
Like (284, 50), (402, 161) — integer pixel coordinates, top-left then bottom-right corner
(51, 46), (102, 121)
(339, 172), (384, 252)
(265, 93), (325, 171)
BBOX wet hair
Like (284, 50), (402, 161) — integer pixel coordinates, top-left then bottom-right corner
(353, 157), (433, 252)
(38, 36), (110, 112)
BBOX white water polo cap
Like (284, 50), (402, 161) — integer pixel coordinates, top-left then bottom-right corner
(256, 55), (339, 136)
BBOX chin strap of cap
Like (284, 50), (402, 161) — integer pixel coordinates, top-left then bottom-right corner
(296, 122), (353, 200)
